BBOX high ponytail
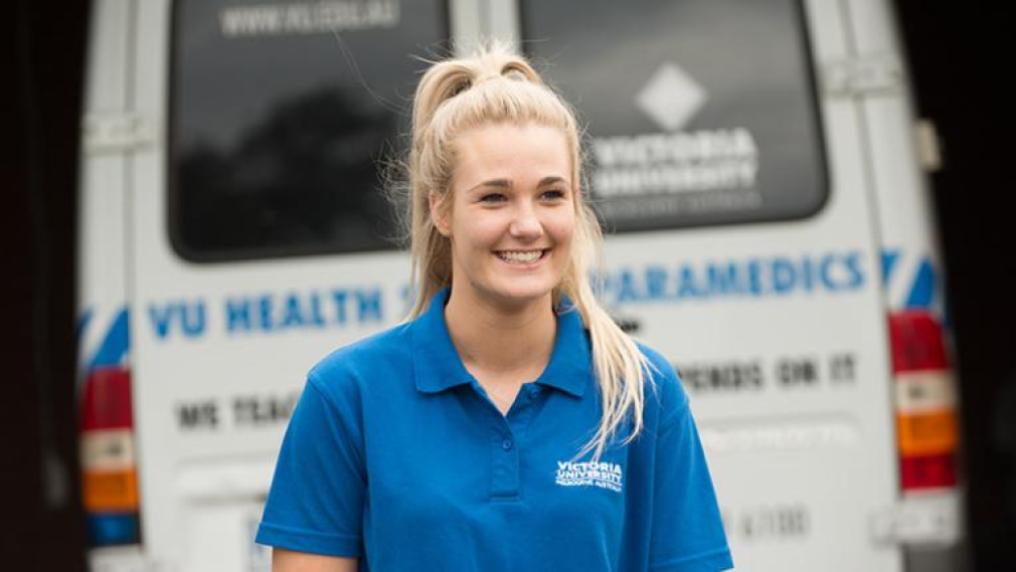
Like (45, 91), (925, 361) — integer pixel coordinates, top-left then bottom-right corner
(404, 43), (654, 461)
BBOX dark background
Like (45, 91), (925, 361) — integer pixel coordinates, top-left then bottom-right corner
(4, 2), (90, 571)
(894, 1), (1016, 568)
(3, 1), (1013, 570)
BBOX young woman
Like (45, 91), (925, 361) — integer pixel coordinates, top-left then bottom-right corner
(256, 45), (733, 572)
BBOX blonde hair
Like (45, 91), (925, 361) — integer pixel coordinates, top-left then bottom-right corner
(405, 43), (653, 460)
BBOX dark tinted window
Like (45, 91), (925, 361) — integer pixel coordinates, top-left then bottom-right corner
(171, 0), (448, 261)
(521, 0), (828, 231)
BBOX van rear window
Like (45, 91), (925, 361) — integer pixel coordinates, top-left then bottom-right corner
(170, 0), (448, 262)
(520, 0), (829, 231)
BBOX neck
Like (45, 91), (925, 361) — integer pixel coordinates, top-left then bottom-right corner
(443, 288), (557, 376)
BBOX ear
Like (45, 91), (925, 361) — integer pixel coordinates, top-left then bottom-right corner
(429, 192), (451, 237)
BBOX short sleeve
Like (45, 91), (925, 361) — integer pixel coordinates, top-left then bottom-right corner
(255, 374), (366, 557)
(650, 372), (734, 571)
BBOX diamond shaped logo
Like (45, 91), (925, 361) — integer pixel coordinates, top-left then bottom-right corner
(636, 62), (707, 132)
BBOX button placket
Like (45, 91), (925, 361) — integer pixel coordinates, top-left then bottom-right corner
(479, 382), (550, 500)
(490, 424), (520, 499)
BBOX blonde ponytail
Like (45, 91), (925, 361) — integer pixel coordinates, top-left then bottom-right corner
(405, 42), (654, 460)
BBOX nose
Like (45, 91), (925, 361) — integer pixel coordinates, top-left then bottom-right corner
(508, 201), (543, 240)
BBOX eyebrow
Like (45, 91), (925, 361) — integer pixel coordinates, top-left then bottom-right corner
(467, 176), (569, 193)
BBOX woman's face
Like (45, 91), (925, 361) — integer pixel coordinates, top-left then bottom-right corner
(435, 122), (576, 311)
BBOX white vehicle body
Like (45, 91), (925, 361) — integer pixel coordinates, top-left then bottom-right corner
(77, 0), (962, 570)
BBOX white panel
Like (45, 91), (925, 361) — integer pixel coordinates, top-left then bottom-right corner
(82, 0), (130, 113)
(77, 0), (130, 378)
(487, 0), (519, 48)
(846, 0), (948, 317)
(130, 0), (176, 562)
(846, 0), (901, 54)
(449, 0), (485, 55)
(182, 499), (269, 572)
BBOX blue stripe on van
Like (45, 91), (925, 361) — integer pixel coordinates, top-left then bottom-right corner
(905, 258), (935, 309)
(77, 309), (93, 346)
(90, 308), (130, 368)
(880, 249), (900, 288)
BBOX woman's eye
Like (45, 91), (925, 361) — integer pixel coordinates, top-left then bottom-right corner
(541, 189), (566, 200)
(479, 193), (507, 204)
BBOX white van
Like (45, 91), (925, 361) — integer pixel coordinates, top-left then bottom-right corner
(76, 0), (963, 570)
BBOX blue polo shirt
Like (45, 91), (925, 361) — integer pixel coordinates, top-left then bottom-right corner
(256, 288), (732, 571)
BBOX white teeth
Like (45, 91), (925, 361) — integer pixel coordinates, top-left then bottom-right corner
(497, 250), (543, 263)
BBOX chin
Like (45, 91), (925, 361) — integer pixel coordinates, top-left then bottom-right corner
(484, 280), (559, 308)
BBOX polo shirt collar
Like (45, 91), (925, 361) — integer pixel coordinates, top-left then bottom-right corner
(411, 288), (591, 398)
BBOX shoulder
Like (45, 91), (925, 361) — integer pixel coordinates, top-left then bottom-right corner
(307, 322), (414, 400)
(636, 342), (690, 428)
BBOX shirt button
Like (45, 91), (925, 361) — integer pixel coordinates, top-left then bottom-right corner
(502, 439), (513, 451)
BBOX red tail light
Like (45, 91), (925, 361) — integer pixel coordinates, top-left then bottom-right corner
(79, 366), (141, 545)
(900, 453), (957, 490)
(889, 311), (949, 373)
(81, 367), (133, 430)
(889, 310), (959, 492)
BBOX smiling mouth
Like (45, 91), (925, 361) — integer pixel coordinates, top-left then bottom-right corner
(495, 249), (548, 264)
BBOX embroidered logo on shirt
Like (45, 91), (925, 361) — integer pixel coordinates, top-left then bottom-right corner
(555, 461), (624, 493)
